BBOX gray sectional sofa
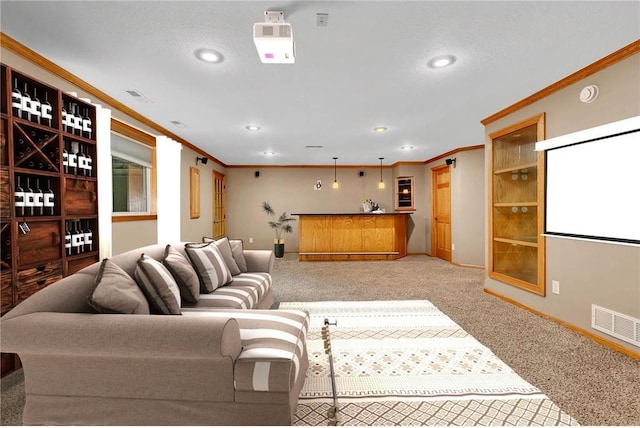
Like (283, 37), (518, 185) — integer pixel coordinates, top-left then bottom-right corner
(0, 242), (309, 426)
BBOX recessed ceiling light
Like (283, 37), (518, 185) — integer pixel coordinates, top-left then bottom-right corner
(400, 145), (414, 151)
(427, 55), (456, 69)
(194, 48), (224, 63)
(263, 151), (276, 156)
(374, 127), (387, 133)
(246, 125), (261, 131)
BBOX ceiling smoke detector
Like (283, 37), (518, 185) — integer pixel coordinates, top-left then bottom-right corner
(253, 11), (295, 64)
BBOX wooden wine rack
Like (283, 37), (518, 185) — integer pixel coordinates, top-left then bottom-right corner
(0, 64), (100, 376)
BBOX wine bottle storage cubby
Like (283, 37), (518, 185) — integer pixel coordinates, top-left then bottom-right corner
(9, 71), (57, 130)
(62, 138), (95, 177)
(1, 63), (100, 376)
(64, 218), (96, 257)
(13, 172), (60, 218)
(61, 94), (94, 141)
(13, 122), (59, 173)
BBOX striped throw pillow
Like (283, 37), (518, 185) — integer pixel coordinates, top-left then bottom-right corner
(185, 242), (233, 293)
(135, 254), (181, 315)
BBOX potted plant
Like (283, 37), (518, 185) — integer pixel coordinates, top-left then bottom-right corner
(261, 201), (296, 258)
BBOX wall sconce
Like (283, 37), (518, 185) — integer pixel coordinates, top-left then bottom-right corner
(445, 158), (456, 167)
(332, 157), (339, 189)
(378, 157), (385, 189)
(196, 156), (209, 165)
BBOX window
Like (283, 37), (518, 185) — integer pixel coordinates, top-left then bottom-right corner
(111, 132), (152, 215)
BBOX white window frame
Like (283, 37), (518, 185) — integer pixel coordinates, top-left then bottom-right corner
(111, 135), (153, 216)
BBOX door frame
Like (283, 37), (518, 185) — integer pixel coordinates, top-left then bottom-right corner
(431, 164), (451, 260)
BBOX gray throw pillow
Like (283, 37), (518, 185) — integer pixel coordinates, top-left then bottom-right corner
(229, 239), (248, 273)
(162, 245), (200, 303)
(135, 254), (181, 315)
(213, 237), (241, 276)
(203, 236), (247, 274)
(88, 258), (150, 314)
(185, 242), (233, 293)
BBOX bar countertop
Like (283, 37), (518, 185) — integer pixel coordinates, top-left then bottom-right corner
(292, 212), (413, 216)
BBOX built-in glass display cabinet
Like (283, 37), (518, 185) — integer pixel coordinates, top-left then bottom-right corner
(488, 114), (545, 295)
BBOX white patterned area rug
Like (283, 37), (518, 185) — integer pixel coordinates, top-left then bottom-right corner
(280, 300), (579, 426)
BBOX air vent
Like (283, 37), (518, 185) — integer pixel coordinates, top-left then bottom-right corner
(305, 145), (324, 149)
(254, 24), (291, 38)
(125, 90), (152, 103)
(592, 304), (640, 347)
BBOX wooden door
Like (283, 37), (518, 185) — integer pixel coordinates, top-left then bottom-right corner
(432, 165), (451, 261)
(212, 171), (226, 239)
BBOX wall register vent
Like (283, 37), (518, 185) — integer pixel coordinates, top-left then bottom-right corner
(592, 304), (640, 347)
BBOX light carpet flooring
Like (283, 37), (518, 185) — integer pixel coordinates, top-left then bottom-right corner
(1, 254), (639, 426)
(270, 254), (639, 426)
(283, 300), (578, 426)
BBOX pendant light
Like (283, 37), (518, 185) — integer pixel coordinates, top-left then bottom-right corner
(378, 157), (385, 189)
(332, 157), (339, 189)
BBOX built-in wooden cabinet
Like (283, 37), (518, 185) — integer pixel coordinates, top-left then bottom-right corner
(1, 64), (99, 375)
(395, 176), (414, 211)
(489, 114), (545, 295)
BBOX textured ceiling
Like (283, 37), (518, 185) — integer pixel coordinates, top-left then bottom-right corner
(1, 1), (638, 166)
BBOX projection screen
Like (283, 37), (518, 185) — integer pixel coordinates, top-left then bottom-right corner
(536, 116), (640, 245)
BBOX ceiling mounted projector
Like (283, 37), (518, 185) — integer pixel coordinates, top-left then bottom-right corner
(253, 11), (295, 64)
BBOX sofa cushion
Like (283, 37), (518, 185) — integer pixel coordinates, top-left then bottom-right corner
(202, 236), (243, 275)
(229, 239), (248, 273)
(189, 273), (271, 309)
(181, 309), (309, 393)
(162, 245), (200, 304)
(185, 242), (233, 293)
(135, 254), (182, 315)
(88, 258), (150, 315)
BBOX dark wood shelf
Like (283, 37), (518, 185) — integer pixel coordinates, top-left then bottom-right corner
(1, 63), (100, 377)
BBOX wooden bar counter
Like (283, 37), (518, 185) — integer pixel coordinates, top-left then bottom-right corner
(293, 213), (411, 261)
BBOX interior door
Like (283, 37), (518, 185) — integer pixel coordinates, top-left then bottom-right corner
(212, 171), (226, 239)
(432, 165), (452, 261)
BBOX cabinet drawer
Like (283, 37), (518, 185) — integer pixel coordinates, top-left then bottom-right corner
(65, 178), (97, 216)
(1, 270), (12, 315)
(16, 261), (62, 304)
(17, 220), (62, 266)
(67, 254), (99, 275)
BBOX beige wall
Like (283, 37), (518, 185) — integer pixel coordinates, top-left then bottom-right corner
(225, 166), (395, 251)
(224, 153), (485, 267)
(111, 221), (157, 255)
(484, 53), (640, 352)
(423, 149), (486, 266)
(180, 146), (226, 243)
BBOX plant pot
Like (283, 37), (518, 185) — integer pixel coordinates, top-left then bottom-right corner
(274, 239), (285, 258)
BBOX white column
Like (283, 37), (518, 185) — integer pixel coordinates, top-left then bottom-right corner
(95, 104), (112, 259)
(156, 136), (182, 243)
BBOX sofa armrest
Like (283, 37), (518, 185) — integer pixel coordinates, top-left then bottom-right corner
(1, 312), (243, 403)
(1, 312), (241, 359)
(243, 249), (274, 274)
